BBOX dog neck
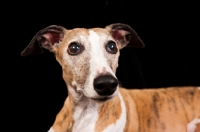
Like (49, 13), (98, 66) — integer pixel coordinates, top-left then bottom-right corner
(66, 86), (127, 132)
(94, 92), (127, 132)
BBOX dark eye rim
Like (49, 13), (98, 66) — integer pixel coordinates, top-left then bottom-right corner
(105, 40), (118, 54)
(67, 42), (84, 55)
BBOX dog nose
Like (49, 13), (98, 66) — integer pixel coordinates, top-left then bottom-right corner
(93, 75), (118, 96)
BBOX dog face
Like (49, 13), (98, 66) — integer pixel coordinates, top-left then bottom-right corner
(21, 23), (144, 102)
(58, 28), (123, 101)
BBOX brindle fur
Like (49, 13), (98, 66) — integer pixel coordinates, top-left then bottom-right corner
(21, 23), (200, 132)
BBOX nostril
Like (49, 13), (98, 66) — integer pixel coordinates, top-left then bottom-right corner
(93, 75), (118, 96)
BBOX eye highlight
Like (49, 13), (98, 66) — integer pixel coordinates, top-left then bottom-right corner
(105, 41), (118, 54)
(67, 42), (83, 55)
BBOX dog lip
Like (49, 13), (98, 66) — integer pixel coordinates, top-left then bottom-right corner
(91, 97), (111, 102)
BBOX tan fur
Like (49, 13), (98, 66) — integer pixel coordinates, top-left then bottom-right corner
(48, 28), (200, 132)
(51, 86), (200, 132)
(95, 96), (122, 132)
(197, 123), (200, 132)
(52, 96), (74, 132)
(120, 86), (200, 132)
(54, 29), (91, 88)
(22, 24), (200, 132)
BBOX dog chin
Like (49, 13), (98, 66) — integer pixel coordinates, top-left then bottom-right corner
(90, 94), (118, 102)
(90, 97), (113, 102)
(85, 90), (118, 102)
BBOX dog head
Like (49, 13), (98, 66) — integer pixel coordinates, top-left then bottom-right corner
(21, 23), (144, 102)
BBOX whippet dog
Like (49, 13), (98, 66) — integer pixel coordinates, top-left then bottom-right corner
(21, 23), (200, 132)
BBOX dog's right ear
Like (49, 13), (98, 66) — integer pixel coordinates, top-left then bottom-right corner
(21, 25), (65, 56)
(105, 23), (145, 49)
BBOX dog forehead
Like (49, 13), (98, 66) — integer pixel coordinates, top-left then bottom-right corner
(62, 28), (112, 45)
(65, 28), (89, 37)
(90, 28), (112, 38)
(65, 28), (110, 38)
(91, 28), (110, 34)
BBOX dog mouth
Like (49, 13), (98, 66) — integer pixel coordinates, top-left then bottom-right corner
(91, 97), (111, 102)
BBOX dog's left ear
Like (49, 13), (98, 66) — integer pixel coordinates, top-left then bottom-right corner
(105, 23), (145, 49)
(21, 25), (65, 56)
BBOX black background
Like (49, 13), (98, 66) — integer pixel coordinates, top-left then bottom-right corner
(3, 0), (199, 132)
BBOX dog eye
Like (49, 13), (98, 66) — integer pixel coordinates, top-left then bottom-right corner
(67, 42), (82, 55)
(105, 41), (118, 54)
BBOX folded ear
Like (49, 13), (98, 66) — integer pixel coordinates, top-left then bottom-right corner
(105, 23), (145, 49)
(21, 25), (65, 56)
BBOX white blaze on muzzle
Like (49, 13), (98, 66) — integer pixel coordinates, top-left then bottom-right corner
(88, 30), (115, 76)
(82, 30), (118, 98)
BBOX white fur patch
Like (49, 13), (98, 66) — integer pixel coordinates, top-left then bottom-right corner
(83, 30), (117, 98)
(102, 92), (127, 132)
(187, 118), (200, 132)
(72, 100), (99, 132)
(198, 87), (200, 90)
(68, 85), (84, 102)
(48, 127), (55, 132)
(88, 30), (114, 76)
